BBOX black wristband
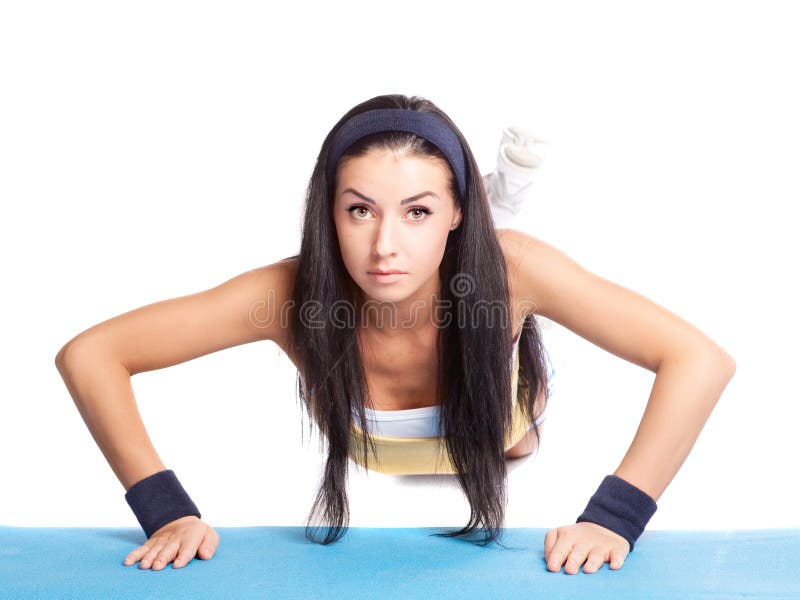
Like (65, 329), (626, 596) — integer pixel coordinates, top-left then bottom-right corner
(576, 474), (657, 552)
(124, 469), (201, 539)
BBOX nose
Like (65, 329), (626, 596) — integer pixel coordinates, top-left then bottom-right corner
(372, 216), (399, 259)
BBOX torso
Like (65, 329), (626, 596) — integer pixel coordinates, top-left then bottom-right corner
(273, 230), (531, 411)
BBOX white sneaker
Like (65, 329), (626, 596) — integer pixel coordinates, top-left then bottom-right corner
(485, 127), (548, 220)
(501, 126), (548, 154)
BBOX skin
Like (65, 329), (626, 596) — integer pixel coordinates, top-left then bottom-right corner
(119, 148), (473, 572)
(331, 148), (540, 449)
(332, 147), (462, 331)
(332, 149), (629, 574)
(122, 516), (218, 570)
(63, 144), (731, 573)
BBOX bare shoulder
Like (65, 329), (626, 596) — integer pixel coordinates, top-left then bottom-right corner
(244, 255), (298, 348)
(495, 228), (735, 372)
(496, 228), (559, 318)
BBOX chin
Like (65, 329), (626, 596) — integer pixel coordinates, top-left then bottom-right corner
(361, 286), (408, 303)
(357, 279), (412, 302)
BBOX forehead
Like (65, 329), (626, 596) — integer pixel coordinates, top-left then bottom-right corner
(336, 149), (451, 189)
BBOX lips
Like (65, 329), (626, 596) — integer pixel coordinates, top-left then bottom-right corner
(368, 270), (407, 274)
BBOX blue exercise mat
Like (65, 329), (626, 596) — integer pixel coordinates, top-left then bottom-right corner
(1, 525), (798, 599)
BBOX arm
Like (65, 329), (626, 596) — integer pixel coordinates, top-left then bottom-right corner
(499, 229), (735, 571)
(55, 258), (295, 492)
(56, 351), (166, 491)
(613, 350), (734, 503)
(55, 259), (296, 568)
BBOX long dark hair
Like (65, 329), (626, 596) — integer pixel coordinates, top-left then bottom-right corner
(282, 94), (551, 547)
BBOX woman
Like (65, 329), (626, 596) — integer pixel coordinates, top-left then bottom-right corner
(55, 93), (736, 575)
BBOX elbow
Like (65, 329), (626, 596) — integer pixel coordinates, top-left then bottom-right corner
(54, 337), (94, 373)
(55, 336), (125, 376)
(722, 352), (736, 378)
(711, 341), (736, 377)
(55, 343), (71, 372)
(665, 345), (736, 379)
(709, 347), (736, 380)
(702, 340), (737, 379)
(55, 343), (83, 376)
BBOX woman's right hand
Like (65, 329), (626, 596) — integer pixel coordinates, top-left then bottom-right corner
(122, 516), (219, 570)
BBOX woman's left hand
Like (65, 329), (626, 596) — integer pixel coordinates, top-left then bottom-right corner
(543, 522), (630, 574)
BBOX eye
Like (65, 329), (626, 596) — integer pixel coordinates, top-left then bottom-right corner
(408, 207), (433, 221)
(345, 205), (434, 221)
(346, 205), (371, 219)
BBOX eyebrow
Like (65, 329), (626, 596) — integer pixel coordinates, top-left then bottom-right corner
(341, 188), (441, 206)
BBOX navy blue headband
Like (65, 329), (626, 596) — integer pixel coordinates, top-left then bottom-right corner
(326, 108), (468, 199)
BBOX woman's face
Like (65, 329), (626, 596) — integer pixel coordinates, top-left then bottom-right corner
(332, 148), (462, 307)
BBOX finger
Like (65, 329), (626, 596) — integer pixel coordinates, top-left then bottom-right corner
(546, 538), (572, 573)
(151, 539), (181, 570)
(563, 543), (591, 575)
(174, 524), (210, 569)
(609, 548), (627, 570)
(173, 546), (196, 569)
(123, 543), (151, 566)
(197, 529), (218, 560)
(140, 540), (167, 570)
(582, 549), (606, 574)
(543, 529), (557, 563)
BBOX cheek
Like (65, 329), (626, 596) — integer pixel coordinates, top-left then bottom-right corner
(333, 218), (358, 261)
(409, 232), (448, 268)
(337, 239), (361, 271)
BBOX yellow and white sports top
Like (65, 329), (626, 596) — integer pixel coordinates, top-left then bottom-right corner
(348, 336), (554, 475)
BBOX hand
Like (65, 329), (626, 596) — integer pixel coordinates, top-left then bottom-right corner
(543, 522), (629, 574)
(122, 516), (219, 570)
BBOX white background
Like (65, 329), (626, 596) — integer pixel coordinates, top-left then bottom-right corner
(1, 1), (797, 537)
